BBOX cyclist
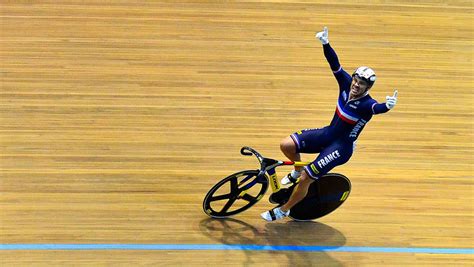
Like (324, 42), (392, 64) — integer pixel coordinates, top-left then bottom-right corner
(261, 27), (398, 221)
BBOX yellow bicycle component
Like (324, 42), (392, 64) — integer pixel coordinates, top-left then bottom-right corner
(340, 191), (350, 201)
(269, 172), (281, 193)
(293, 161), (312, 167)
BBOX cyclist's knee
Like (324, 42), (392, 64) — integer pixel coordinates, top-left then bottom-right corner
(299, 171), (314, 184)
(280, 136), (296, 154)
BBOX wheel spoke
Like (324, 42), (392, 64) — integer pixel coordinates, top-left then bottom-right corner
(221, 198), (237, 213)
(229, 176), (238, 192)
(210, 193), (232, 201)
(255, 175), (267, 184)
(240, 193), (257, 203)
(238, 173), (256, 186)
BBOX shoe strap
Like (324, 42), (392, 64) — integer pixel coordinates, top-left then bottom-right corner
(288, 173), (298, 183)
(269, 209), (276, 221)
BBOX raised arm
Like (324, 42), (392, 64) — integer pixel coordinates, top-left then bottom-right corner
(316, 27), (351, 90)
(316, 27), (342, 72)
(323, 43), (342, 73)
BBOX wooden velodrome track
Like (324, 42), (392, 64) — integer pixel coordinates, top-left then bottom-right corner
(1, 1), (473, 266)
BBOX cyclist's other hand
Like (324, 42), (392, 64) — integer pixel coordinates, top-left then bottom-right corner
(315, 26), (329, 45)
(386, 90), (398, 109)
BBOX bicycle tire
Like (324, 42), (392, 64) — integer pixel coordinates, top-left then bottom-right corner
(203, 170), (268, 218)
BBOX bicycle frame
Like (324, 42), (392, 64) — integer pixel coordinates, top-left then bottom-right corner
(240, 146), (311, 194)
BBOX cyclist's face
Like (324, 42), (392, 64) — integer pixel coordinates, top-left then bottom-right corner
(351, 76), (370, 97)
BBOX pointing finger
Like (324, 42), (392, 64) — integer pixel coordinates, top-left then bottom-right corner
(393, 90), (398, 98)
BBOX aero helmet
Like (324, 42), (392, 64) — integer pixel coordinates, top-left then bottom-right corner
(352, 66), (376, 87)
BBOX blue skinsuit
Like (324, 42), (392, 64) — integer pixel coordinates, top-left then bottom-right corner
(291, 44), (390, 179)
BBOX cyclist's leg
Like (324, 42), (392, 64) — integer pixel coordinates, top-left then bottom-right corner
(280, 136), (302, 171)
(281, 127), (329, 166)
(280, 171), (314, 212)
(304, 139), (353, 181)
(281, 140), (353, 212)
(280, 128), (329, 183)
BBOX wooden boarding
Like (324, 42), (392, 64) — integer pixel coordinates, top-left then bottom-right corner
(1, 1), (473, 265)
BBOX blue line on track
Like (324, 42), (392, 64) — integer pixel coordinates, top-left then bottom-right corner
(1, 244), (473, 254)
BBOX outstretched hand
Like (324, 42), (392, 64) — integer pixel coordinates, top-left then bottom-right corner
(316, 27), (329, 45)
(386, 90), (398, 109)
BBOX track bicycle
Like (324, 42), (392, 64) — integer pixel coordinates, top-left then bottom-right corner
(203, 146), (351, 221)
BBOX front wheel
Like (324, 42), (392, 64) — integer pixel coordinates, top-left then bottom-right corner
(203, 170), (268, 218)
